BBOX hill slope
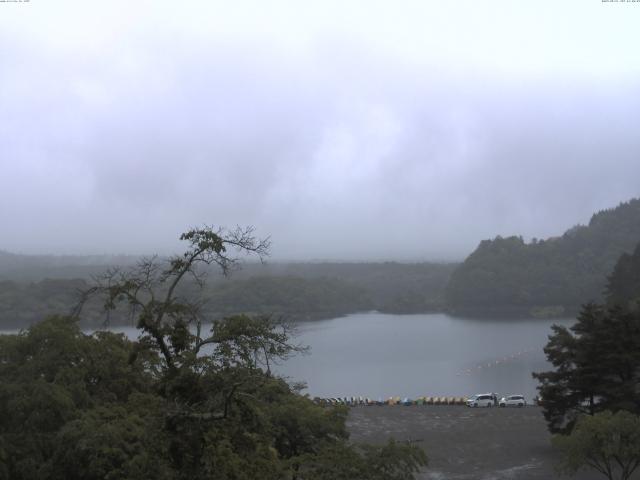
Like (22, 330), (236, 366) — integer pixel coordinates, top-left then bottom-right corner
(445, 198), (640, 317)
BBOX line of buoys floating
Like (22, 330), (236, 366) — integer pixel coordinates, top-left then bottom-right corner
(314, 396), (469, 406)
(454, 348), (536, 377)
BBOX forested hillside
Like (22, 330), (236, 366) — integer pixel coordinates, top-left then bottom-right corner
(606, 241), (640, 311)
(230, 262), (457, 314)
(445, 198), (640, 317)
(0, 251), (137, 281)
(0, 261), (456, 329)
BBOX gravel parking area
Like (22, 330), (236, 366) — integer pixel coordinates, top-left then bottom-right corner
(347, 405), (618, 480)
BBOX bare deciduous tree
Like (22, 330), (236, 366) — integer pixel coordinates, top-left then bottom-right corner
(73, 225), (271, 370)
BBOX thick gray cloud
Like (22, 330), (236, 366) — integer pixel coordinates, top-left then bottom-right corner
(1, 1), (639, 260)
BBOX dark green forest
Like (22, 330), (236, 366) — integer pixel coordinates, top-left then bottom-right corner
(0, 316), (427, 480)
(0, 227), (427, 479)
(1, 211), (640, 478)
(2, 197), (640, 329)
(0, 260), (456, 329)
(529, 243), (640, 479)
(446, 198), (640, 317)
(534, 239), (640, 431)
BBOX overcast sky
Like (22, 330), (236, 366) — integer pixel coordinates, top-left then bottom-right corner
(1, 1), (639, 261)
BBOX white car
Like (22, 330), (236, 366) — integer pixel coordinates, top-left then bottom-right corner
(466, 393), (497, 407)
(499, 395), (526, 407)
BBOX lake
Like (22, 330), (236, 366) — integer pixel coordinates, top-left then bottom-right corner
(105, 311), (571, 401)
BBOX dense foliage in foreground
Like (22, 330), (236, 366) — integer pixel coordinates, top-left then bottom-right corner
(533, 303), (640, 434)
(0, 315), (426, 480)
(0, 226), (427, 479)
(534, 243), (640, 434)
(536, 243), (640, 479)
(553, 411), (640, 480)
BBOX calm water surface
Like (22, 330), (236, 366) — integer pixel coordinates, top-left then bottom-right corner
(3, 312), (571, 401)
(274, 312), (571, 401)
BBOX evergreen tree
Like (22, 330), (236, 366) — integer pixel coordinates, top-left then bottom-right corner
(606, 242), (640, 312)
(534, 244), (640, 433)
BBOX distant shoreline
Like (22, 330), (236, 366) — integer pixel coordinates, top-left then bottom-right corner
(0, 305), (579, 332)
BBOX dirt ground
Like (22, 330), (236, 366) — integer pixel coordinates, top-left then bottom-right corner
(347, 405), (632, 480)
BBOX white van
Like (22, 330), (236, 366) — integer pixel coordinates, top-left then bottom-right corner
(466, 393), (496, 407)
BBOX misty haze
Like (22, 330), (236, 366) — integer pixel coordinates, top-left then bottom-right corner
(1, 2), (640, 480)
